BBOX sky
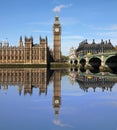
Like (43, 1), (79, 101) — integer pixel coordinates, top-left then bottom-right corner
(0, 0), (117, 55)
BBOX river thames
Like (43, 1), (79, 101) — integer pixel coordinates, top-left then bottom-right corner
(0, 68), (117, 130)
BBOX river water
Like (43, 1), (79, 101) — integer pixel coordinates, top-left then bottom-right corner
(0, 68), (117, 130)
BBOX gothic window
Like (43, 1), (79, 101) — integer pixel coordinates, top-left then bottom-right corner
(8, 56), (10, 60)
(41, 48), (45, 60)
(41, 72), (45, 84)
(8, 51), (10, 55)
(27, 56), (30, 60)
(27, 51), (30, 55)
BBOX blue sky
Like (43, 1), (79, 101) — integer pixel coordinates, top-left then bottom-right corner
(0, 0), (117, 55)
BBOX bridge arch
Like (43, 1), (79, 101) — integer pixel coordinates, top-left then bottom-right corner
(69, 59), (78, 65)
(80, 58), (86, 66)
(88, 55), (101, 61)
(105, 55), (117, 73)
(105, 54), (117, 62)
(69, 60), (73, 65)
(89, 57), (101, 68)
(74, 59), (78, 65)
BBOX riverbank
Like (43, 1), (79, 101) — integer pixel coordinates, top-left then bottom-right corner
(0, 62), (70, 68)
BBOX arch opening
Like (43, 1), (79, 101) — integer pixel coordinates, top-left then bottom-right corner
(89, 57), (101, 67)
(106, 55), (117, 74)
(80, 59), (86, 67)
(74, 60), (78, 65)
(89, 57), (101, 73)
(74, 67), (78, 71)
(80, 68), (86, 73)
(70, 60), (73, 65)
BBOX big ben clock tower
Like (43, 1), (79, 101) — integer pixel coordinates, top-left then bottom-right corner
(53, 14), (61, 62)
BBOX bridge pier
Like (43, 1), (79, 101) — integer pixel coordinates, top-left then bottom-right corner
(100, 55), (105, 71)
(77, 56), (82, 67)
(84, 56), (91, 69)
(99, 55), (110, 72)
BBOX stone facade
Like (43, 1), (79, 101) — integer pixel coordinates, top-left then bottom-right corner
(0, 36), (51, 64)
(0, 15), (61, 64)
(76, 39), (115, 56)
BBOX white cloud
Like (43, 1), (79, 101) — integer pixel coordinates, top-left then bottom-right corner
(28, 22), (51, 26)
(109, 24), (117, 30)
(91, 24), (117, 31)
(95, 31), (117, 37)
(32, 30), (51, 33)
(53, 4), (72, 12)
(62, 35), (84, 40)
(32, 99), (50, 102)
(63, 93), (85, 97)
(53, 119), (73, 128)
(61, 17), (80, 25)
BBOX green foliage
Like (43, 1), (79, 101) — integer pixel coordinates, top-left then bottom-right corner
(61, 55), (69, 62)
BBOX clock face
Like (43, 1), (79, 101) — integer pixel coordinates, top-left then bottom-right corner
(55, 28), (59, 32)
(55, 99), (59, 104)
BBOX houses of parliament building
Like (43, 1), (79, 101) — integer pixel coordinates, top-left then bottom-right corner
(0, 15), (61, 64)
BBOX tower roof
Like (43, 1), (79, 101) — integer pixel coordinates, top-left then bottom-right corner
(54, 14), (60, 25)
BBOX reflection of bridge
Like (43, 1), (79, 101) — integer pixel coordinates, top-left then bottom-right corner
(68, 69), (117, 92)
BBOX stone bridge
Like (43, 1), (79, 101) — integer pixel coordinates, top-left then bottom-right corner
(69, 51), (117, 71)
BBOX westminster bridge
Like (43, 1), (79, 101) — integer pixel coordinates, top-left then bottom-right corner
(69, 51), (117, 72)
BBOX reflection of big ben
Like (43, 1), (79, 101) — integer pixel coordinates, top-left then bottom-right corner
(53, 70), (61, 115)
(53, 14), (61, 62)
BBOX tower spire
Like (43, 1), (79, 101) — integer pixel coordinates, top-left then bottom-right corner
(55, 9), (58, 16)
(54, 14), (60, 25)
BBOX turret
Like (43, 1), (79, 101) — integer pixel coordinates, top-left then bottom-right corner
(19, 36), (23, 47)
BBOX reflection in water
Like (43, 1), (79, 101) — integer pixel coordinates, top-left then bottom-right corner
(0, 68), (53, 95)
(0, 68), (117, 100)
(68, 68), (117, 92)
(53, 70), (61, 115)
(1, 68), (117, 100)
(0, 68), (117, 130)
(0, 68), (62, 121)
